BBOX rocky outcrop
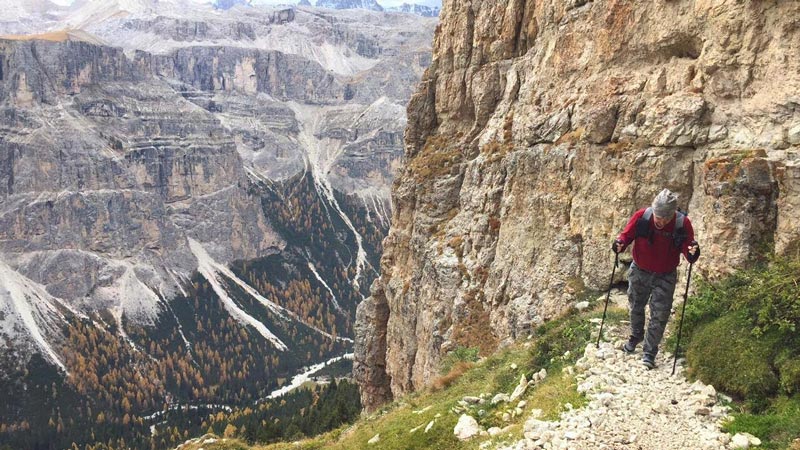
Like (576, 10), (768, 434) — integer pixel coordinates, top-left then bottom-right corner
(214, 0), (251, 10)
(119, 10), (295, 45)
(355, 0), (800, 410)
(352, 281), (392, 411)
(150, 47), (341, 103)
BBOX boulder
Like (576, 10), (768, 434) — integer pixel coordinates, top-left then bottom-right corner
(454, 414), (481, 440)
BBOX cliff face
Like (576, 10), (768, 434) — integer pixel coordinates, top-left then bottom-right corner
(355, 0), (800, 410)
(0, 5), (435, 317)
(0, 39), (277, 307)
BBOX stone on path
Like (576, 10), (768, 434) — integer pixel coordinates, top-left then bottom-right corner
(454, 414), (481, 440)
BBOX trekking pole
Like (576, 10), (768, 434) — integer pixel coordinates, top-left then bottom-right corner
(596, 251), (620, 348)
(672, 261), (694, 375)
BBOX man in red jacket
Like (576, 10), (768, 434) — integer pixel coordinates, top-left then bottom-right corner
(613, 189), (700, 369)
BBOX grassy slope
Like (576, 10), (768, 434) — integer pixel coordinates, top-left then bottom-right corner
(175, 305), (628, 450)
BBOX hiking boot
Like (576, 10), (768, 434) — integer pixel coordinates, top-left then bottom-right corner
(641, 354), (656, 370)
(622, 339), (639, 354)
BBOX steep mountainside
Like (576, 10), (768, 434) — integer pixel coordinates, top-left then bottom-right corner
(0, 3), (434, 448)
(355, 0), (800, 411)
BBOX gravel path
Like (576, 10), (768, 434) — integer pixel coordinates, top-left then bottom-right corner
(501, 317), (759, 450)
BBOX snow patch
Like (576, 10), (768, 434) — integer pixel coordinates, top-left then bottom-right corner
(191, 240), (351, 343)
(357, 187), (391, 228)
(307, 261), (344, 314)
(159, 290), (198, 366)
(188, 238), (289, 351)
(94, 264), (163, 326)
(109, 306), (146, 355)
(167, 268), (189, 298)
(0, 260), (71, 373)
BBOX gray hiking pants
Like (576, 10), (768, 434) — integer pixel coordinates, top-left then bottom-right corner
(627, 262), (678, 358)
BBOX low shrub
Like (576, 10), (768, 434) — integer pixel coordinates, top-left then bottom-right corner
(676, 258), (800, 337)
(686, 313), (780, 402)
(727, 258), (800, 338)
(776, 350), (800, 396)
(438, 346), (480, 375)
(528, 320), (587, 369)
(675, 257), (800, 401)
(431, 361), (474, 392)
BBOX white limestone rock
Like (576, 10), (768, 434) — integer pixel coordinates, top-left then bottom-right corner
(492, 393), (511, 405)
(731, 433), (751, 449)
(509, 375), (529, 401)
(454, 414), (481, 441)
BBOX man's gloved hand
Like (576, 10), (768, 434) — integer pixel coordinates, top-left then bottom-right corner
(612, 239), (625, 254)
(687, 240), (700, 263)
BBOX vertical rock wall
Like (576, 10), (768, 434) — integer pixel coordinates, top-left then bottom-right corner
(355, 0), (800, 410)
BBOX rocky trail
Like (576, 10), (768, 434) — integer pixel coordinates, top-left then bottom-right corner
(500, 293), (762, 450)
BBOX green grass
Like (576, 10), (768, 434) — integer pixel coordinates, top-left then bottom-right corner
(528, 372), (587, 421)
(723, 396), (800, 450)
(528, 306), (627, 371)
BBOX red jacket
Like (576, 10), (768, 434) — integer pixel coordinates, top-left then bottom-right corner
(616, 208), (695, 274)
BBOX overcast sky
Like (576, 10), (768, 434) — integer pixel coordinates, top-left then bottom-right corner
(49, 0), (442, 7)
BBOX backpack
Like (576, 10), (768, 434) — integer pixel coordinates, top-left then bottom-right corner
(635, 207), (687, 249)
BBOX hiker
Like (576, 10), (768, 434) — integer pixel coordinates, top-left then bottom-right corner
(612, 189), (700, 369)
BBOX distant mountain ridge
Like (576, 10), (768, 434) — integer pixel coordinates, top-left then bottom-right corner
(311, 0), (440, 17)
(214, 0), (251, 9)
(315, 0), (383, 12)
(386, 3), (439, 17)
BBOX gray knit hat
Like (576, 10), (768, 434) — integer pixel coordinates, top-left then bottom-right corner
(652, 188), (678, 218)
